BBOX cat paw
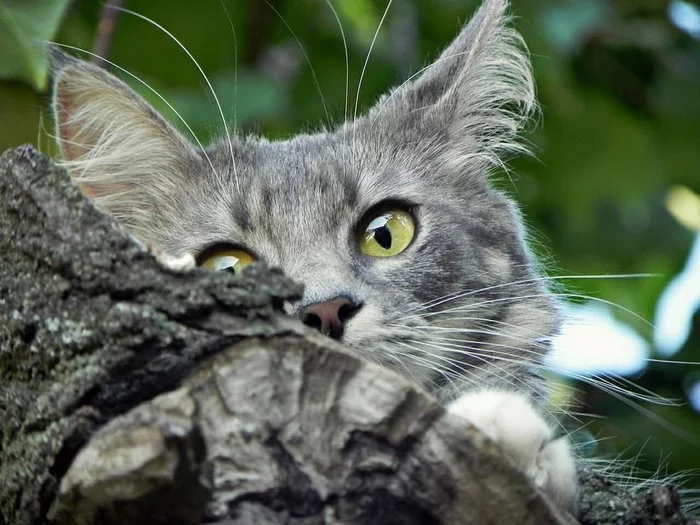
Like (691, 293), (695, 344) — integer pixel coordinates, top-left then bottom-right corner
(448, 390), (577, 512)
(144, 243), (196, 273)
(155, 251), (196, 273)
(128, 235), (196, 273)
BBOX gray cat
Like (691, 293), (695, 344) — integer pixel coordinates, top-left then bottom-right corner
(51, 0), (578, 512)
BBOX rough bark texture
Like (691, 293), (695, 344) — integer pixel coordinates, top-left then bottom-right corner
(0, 145), (697, 525)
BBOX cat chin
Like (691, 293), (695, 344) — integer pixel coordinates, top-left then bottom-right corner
(447, 389), (578, 514)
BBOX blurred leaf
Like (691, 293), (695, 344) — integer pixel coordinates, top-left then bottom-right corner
(0, 0), (72, 91)
(539, 0), (609, 55)
(667, 186), (700, 232)
(0, 82), (44, 154)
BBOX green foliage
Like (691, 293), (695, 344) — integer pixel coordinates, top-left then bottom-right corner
(0, 0), (72, 90)
(0, 0), (699, 495)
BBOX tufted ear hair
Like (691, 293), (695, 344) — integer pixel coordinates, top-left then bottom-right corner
(368, 0), (535, 173)
(51, 49), (200, 243)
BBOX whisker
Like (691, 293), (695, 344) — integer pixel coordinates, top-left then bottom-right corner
(396, 329), (549, 359)
(218, 0), (239, 129)
(265, 1), (331, 127)
(643, 358), (700, 366)
(417, 333), (545, 357)
(404, 341), (572, 434)
(580, 383), (700, 447)
(394, 314), (691, 427)
(324, 0), (349, 126)
(382, 345), (426, 386)
(112, 6), (239, 190)
(409, 339), (537, 393)
(403, 290), (655, 331)
(405, 313), (698, 374)
(409, 325), (683, 406)
(580, 373), (682, 406)
(393, 342), (466, 391)
(403, 273), (656, 315)
(405, 337), (536, 393)
(395, 342), (482, 391)
(442, 342), (698, 442)
(323, 0), (350, 183)
(353, 0), (393, 152)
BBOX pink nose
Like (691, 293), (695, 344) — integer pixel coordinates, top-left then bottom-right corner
(301, 297), (361, 340)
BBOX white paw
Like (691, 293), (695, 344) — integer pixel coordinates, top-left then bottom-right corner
(155, 251), (196, 273)
(448, 390), (577, 512)
(143, 242), (196, 273)
(128, 236), (196, 273)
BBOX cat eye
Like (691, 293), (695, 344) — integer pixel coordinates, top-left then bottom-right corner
(357, 208), (416, 257)
(197, 246), (256, 274)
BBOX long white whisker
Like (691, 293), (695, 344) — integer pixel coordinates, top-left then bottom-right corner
(382, 344), (428, 387)
(404, 273), (656, 315)
(395, 342), (482, 390)
(353, 0), (393, 152)
(396, 320), (695, 445)
(394, 343), (466, 391)
(408, 339), (537, 394)
(395, 314), (687, 411)
(403, 291), (654, 330)
(400, 311), (697, 375)
(265, 1), (331, 126)
(403, 341), (570, 433)
(323, 0), (350, 183)
(218, 0), (239, 129)
(423, 340), (673, 410)
(324, 0), (349, 126)
(399, 318), (547, 339)
(112, 6), (239, 190)
(403, 337), (535, 392)
(409, 323), (683, 406)
(577, 375), (700, 446)
(416, 332), (545, 356)
(643, 358), (700, 366)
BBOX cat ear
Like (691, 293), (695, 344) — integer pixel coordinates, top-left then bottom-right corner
(51, 49), (199, 242)
(368, 0), (535, 170)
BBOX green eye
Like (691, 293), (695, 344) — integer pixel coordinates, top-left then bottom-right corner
(198, 247), (256, 274)
(358, 209), (416, 257)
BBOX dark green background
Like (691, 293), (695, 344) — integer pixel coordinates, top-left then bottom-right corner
(1, 0), (699, 498)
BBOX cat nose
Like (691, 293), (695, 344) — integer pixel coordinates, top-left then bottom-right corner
(301, 297), (361, 340)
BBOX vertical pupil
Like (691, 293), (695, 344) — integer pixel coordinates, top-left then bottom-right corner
(374, 226), (392, 249)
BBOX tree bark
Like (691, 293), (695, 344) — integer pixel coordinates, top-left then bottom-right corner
(0, 145), (696, 525)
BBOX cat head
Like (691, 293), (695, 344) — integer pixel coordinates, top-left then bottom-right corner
(52, 0), (558, 400)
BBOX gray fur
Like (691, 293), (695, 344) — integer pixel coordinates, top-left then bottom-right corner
(52, 0), (558, 402)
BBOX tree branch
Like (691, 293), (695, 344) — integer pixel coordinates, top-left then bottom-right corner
(92, 0), (126, 67)
(0, 145), (696, 525)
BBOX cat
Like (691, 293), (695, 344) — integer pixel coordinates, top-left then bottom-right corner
(51, 0), (579, 513)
